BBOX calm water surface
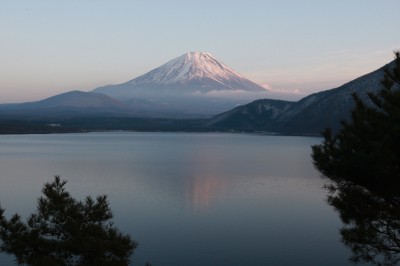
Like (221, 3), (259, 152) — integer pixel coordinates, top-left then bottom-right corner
(0, 132), (353, 265)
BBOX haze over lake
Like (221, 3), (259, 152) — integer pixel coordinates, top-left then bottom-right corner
(0, 133), (354, 265)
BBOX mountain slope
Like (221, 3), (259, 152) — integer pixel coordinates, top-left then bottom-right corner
(0, 91), (131, 119)
(206, 99), (294, 131)
(206, 59), (395, 134)
(33, 90), (125, 108)
(276, 60), (394, 134)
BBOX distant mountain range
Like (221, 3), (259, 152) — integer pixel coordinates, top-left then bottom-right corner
(0, 52), (269, 119)
(0, 52), (394, 135)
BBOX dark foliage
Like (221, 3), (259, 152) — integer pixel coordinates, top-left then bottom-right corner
(312, 51), (400, 265)
(325, 180), (400, 265)
(0, 176), (137, 266)
(312, 51), (400, 196)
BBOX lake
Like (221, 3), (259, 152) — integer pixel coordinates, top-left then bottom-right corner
(0, 132), (354, 265)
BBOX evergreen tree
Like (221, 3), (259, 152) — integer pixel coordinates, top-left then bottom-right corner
(312, 51), (400, 195)
(325, 179), (400, 265)
(0, 176), (137, 266)
(312, 51), (400, 265)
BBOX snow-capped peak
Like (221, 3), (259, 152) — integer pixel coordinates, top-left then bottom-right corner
(93, 52), (267, 97)
(128, 51), (247, 85)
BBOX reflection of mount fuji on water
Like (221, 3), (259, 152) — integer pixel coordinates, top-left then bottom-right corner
(93, 52), (269, 117)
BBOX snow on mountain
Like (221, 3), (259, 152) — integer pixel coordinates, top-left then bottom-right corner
(93, 52), (267, 99)
(129, 52), (253, 87)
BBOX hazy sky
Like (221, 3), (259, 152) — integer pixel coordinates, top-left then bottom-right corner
(1, 0), (399, 103)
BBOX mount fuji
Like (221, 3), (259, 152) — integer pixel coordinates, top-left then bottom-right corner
(93, 52), (268, 117)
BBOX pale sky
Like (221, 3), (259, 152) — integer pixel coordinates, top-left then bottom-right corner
(0, 0), (399, 103)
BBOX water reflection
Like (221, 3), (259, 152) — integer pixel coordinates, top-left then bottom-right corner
(185, 175), (227, 211)
(325, 179), (400, 265)
(0, 133), (353, 266)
